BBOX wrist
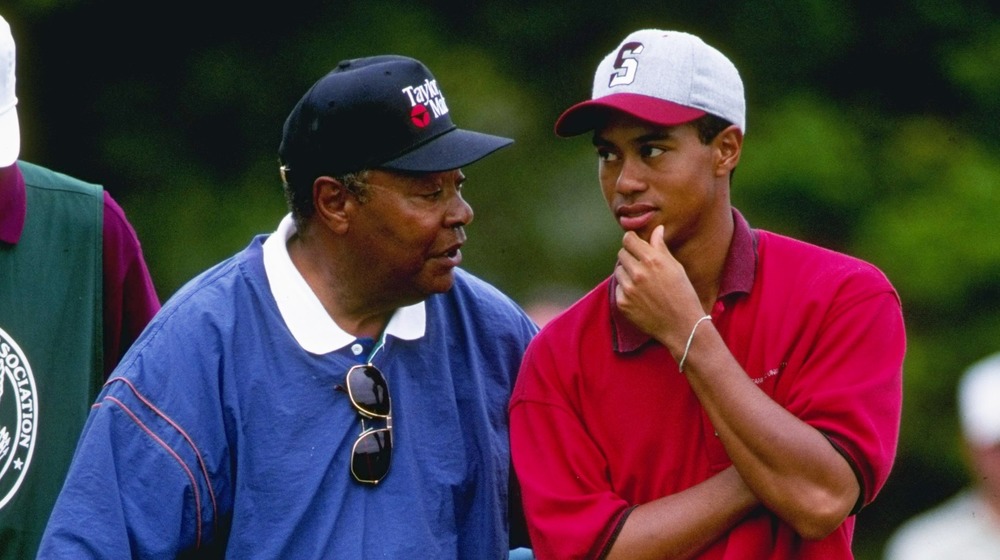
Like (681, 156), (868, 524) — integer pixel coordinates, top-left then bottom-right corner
(677, 315), (712, 372)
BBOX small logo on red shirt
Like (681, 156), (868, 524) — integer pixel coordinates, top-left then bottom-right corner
(751, 362), (787, 385)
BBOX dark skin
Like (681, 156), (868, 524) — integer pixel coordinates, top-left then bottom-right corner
(286, 168), (471, 339)
(597, 113), (859, 559)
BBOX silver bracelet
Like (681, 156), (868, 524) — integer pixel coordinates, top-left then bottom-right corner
(678, 315), (712, 372)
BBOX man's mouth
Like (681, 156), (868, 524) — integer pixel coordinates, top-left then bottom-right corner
(616, 204), (656, 231)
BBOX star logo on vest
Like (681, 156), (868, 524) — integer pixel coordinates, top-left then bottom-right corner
(0, 326), (38, 511)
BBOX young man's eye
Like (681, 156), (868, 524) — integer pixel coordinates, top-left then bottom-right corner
(596, 148), (619, 162)
(640, 146), (665, 158)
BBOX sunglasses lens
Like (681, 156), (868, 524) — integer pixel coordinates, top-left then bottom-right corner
(347, 365), (391, 417)
(344, 364), (393, 484)
(352, 428), (392, 484)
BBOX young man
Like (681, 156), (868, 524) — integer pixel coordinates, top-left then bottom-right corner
(0, 14), (160, 559)
(509, 29), (906, 559)
(38, 54), (537, 558)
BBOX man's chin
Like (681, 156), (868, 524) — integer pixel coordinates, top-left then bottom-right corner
(419, 272), (456, 297)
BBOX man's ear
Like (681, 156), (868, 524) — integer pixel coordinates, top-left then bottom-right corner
(714, 125), (743, 177)
(313, 176), (352, 234)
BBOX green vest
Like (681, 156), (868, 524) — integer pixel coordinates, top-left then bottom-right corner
(0, 161), (104, 559)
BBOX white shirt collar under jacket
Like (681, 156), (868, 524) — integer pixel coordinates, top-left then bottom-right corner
(262, 213), (425, 355)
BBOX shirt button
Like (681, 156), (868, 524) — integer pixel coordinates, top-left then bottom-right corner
(350, 343), (363, 356)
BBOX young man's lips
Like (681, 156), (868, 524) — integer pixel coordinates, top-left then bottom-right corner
(616, 205), (656, 231)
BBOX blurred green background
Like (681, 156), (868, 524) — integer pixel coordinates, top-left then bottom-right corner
(4, 1), (1000, 558)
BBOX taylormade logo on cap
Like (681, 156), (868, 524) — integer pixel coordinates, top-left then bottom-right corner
(555, 29), (745, 137)
(401, 78), (448, 128)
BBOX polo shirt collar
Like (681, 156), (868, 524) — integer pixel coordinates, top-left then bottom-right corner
(262, 213), (425, 355)
(611, 208), (758, 353)
(0, 163), (26, 245)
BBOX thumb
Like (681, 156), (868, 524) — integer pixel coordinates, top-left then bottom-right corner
(650, 224), (666, 249)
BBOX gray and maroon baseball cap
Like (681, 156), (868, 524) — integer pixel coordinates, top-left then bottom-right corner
(554, 29), (745, 137)
(279, 55), (512, 183)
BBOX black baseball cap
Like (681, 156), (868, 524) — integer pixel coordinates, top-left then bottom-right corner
(278, 55), (512, 182)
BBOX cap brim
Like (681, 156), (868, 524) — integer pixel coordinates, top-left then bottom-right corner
(379, 128), (513, 173)
(0, 107), (19, 167)
(554, 93), (707, 137)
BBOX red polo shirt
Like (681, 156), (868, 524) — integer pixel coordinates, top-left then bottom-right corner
(510, 209), (905, 559)
(0, 162), (160, 375)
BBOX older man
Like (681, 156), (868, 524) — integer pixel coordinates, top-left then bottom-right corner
(39, 54), (536, 559)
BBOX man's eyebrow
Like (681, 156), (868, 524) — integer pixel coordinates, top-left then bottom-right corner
(592, 134), (612, 147)
(635, 129), (677, 143)
(592, 129), (675, 147)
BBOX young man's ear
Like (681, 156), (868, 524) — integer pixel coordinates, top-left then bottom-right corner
(714, 125), (743, 177)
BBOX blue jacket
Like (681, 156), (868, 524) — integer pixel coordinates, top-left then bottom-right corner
(38, 232), (537, 559)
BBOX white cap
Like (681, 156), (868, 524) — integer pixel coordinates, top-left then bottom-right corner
(0, 14), (19, 167)
(958, 352), (1000, 447)
(555, 29), (745, 137)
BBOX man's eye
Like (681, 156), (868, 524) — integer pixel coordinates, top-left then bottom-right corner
(641, 146), (665, 158)
(597, 148), (619, 162)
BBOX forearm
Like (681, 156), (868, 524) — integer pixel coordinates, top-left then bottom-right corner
(606, 466), (759, 560)
(677, 326), (859, 538)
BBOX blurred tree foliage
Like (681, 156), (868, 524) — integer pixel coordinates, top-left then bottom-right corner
(4, 1), (1000, 558)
